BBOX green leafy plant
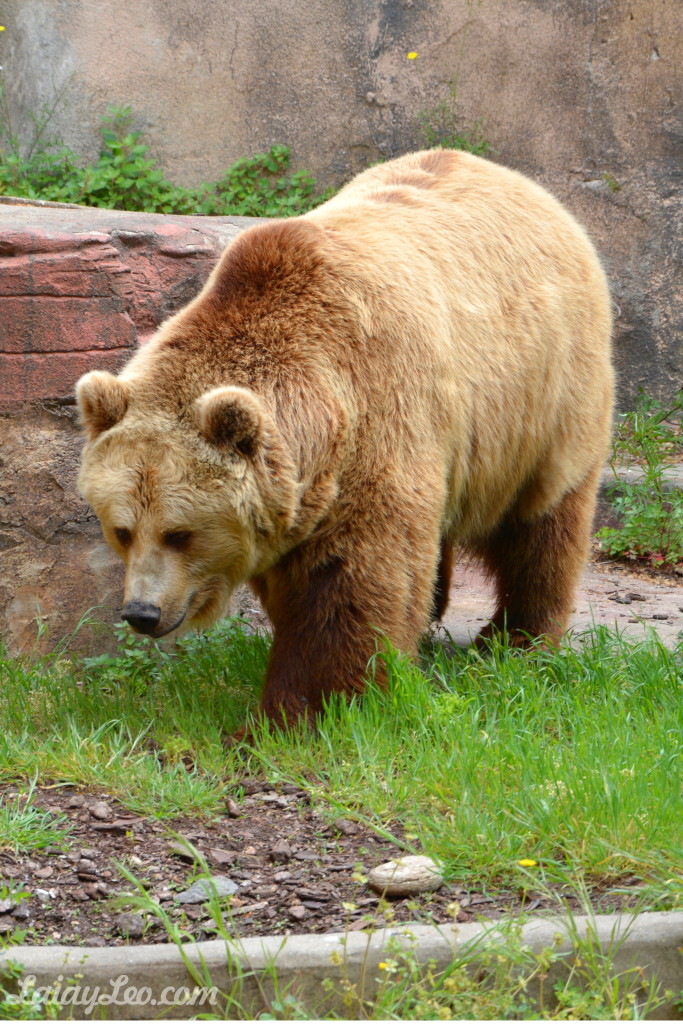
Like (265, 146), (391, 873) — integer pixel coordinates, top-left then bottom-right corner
(0, 103), (332, 216)
(602, 171), (622, 193)
(597, 390), (683, 567)
(417, 87), (491, 156)
(0, 960), (60, 1020)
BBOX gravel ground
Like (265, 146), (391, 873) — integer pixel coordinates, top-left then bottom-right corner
(0, 781), (646, 948)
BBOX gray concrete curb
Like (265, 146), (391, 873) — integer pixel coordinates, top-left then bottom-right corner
(2, 911), (682, 1019)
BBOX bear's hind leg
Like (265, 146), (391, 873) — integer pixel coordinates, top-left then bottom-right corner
(476, 465), (600, 648)
(431, 538), (454, 621)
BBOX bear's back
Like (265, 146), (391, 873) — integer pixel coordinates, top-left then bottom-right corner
(306, 149), (613, 533)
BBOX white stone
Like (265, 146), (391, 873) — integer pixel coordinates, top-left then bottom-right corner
(367, 855), (444, 897)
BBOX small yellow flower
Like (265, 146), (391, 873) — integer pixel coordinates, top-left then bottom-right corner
(0, 26), (5, 31)
(407, 51), (418, 60)
(518, 858), (538, 867)
(378, 962), (388, 970)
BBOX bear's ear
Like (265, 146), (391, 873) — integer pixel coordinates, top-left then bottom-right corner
(76, 371), (129, 440)
(195, 386), (265, 457)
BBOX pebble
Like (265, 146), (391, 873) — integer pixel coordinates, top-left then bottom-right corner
(231, 899), (268, 917)
(208, 847), (234, 867)
(129, 855), (144, 867)
(88, 801), (113, 821)
(83, 883), (107, 900)
(113, 912), (145, 939)
(0, 922), (12, 934)
(262, 793), (289, 808)
(0, 898), (13, 914)
(226, 798), (242, 818)
(77, 859), (97, 872)
(168, 840), (199, 862)
(176, 875), (239, 904)
(84, 936), (107, 947)
(288, 904), (309, 920)
(11, 903), (30, 920)
(67, 795), (86, 808)
(334, 818), (360, 835)
(367, 855), (445, 897)
(270, 839), (293, 862)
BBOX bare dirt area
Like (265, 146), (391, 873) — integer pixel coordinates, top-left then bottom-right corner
(442, 553), (683, 649)
(0, 782), (645, 949)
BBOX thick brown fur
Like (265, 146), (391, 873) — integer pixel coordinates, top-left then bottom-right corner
(76, 149), (614, 728)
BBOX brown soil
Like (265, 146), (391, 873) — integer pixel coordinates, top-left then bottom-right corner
(0, 783), (646, 949)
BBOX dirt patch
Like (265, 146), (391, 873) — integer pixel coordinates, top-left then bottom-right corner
(0, 784), (645, 949)
(441, 551), (683, 649)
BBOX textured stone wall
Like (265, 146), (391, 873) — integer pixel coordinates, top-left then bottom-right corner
(0, 205), (247, 654)
(1, 0), (681, 404)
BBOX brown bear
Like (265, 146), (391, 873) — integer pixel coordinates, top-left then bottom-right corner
(76, 149), (614, 728)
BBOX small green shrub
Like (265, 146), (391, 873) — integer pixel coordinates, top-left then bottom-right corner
(417, 88), (491, 156)
(0, 960), (60, 1020)
(0, 103), (332, 216)
(602, 171), (622, 193)
(597, 390), (683, 567)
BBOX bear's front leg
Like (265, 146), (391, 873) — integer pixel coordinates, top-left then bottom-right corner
(253, 541), (434, 729)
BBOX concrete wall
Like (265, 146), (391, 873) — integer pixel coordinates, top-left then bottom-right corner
(0, 0), (681, 405)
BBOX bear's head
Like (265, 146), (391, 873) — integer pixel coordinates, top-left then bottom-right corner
(76, 370), (298, 637)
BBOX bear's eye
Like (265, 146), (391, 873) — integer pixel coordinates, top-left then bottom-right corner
(164, 530), (192, 550)
(114, 527), (132, 547)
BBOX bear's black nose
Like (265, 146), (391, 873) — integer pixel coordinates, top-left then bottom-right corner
(121, 601), (162, 635)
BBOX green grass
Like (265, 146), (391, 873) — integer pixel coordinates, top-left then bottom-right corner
(0, 780), (71, 855)
(1, 623), (682, 1018)
(0, 621), (681, 907)
(598, 389), (683, 567)
(250, 630), (683, 896)
(0, 619), (268, 817)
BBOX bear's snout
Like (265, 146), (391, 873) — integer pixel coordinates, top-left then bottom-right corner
(121, 601), (162, 635)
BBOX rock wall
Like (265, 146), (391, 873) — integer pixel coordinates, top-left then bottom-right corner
(1, 0), (681, 404)
(0, 205), (247, 654)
